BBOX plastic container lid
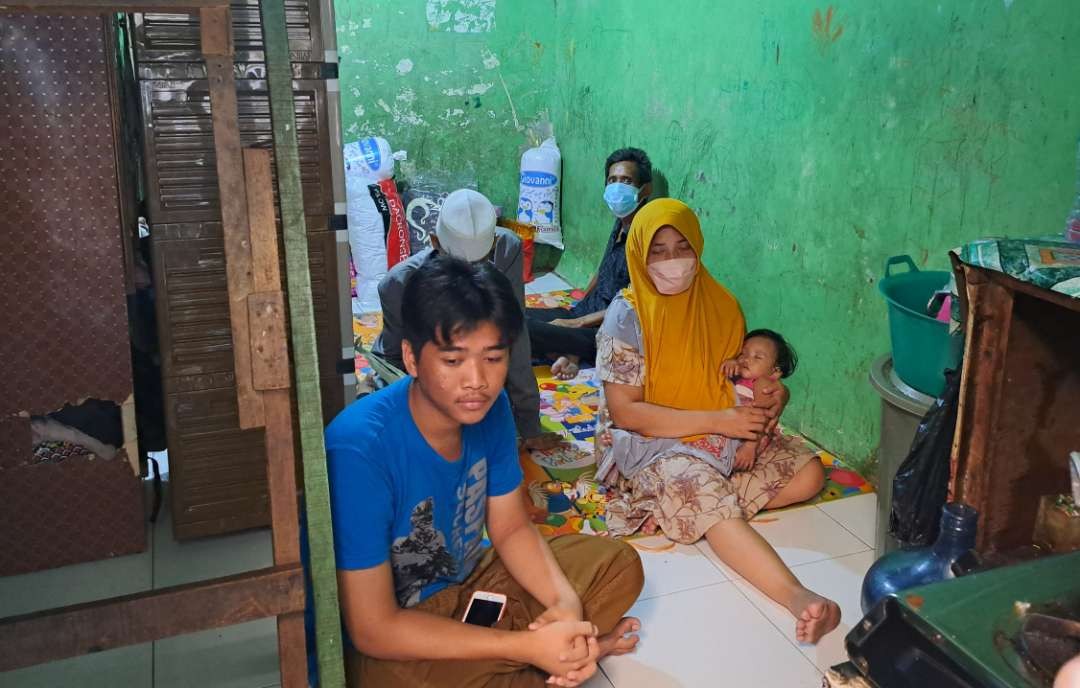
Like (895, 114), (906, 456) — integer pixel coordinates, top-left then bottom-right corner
(869, 355), (934, 416)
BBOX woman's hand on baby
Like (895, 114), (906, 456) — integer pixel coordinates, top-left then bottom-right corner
(716, 406), (768, 440)
(719, 359), (739, 378)
(752, 374), (789, 434)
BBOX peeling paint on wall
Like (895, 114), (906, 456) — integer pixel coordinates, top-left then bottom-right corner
(441, 82), (494, 96)
(426, 0), (496, 34)
(481, 48), (501, 70)
(336, 0), (551, 213)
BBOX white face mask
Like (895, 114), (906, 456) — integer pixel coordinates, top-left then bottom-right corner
(647, 257), (698, 295)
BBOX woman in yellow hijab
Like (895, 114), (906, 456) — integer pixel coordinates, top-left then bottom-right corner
(596, 199), (840, 644)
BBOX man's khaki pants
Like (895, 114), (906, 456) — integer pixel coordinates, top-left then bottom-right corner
(347, 534), (644, 687)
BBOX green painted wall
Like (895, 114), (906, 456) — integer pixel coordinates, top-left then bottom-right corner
(334, 0), (554, 208)
(336, 1), (1080, 472)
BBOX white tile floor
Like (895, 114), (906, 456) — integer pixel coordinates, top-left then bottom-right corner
(596, 495), (877, 687)
(1, 488), (878, 687)
(0, 477), (281, 688)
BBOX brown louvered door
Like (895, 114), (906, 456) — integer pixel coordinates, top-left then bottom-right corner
(135, 5), (344, 539)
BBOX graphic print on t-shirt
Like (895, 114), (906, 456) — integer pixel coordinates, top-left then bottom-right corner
(390, 457), (490, 607)
(391, 497), (455, 606)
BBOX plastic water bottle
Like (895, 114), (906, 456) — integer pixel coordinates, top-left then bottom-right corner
(860, 502), (978, 613)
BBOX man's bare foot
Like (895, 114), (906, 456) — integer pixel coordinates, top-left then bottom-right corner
(523, 432), (564, 451)
(551, 355), (580, 381)
(640, 515), (659, 536)
(597, 617), (641, 658)
(789, 589), (841, 644)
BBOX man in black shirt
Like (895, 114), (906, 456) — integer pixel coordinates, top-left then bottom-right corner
(527, 148), (653, 379)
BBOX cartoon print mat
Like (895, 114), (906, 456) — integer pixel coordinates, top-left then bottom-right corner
(525, 289), (586, 310)
(522, 365), (872, 536)
(350, 292), (872, 536)
(353, 311), (383, 393)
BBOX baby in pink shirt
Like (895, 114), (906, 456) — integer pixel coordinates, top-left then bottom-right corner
(720, 329), (799, 470)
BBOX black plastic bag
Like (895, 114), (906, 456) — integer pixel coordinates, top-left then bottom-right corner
(889, 368), (962, 547)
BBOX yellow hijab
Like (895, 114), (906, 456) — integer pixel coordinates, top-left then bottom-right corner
(624, 199), (745, 410)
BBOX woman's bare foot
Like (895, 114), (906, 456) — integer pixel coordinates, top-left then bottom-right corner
(789, 589), (841, 644)
(597, 617), (641, 658)
(551, 355), (580, 381)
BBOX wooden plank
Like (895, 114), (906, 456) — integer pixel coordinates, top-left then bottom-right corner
(198, 5), (232, 57)
(244, 148), (289, 390)
(263, 389), (300, 561)
(948, 254), (971, 499)
(0, 0), (226, 10)
(244, 148), (282, 293)
(121, 393), (138, 474)
(949, 264), (1014, 552)
(248, 292), (291, 391)
(242, 144), (299, 556)
(259, 0), (344, 684)
(244, 145), (304, 688)
(205, 48), (263, 429)
(0, 565), (304, 672)
(266, 389), (303, 688)
(277, 612), (309, 688)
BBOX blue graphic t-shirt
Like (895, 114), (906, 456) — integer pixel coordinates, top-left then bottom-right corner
(325, 377), (523, 607)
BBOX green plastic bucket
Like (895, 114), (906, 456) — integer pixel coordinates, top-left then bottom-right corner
(878, 255), (962, 397)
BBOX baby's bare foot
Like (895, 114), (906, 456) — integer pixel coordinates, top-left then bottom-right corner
(640, 515), (659, 535)
(735, 442), (757, 471)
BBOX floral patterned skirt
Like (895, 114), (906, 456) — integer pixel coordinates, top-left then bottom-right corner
(605, 433), (818, 543)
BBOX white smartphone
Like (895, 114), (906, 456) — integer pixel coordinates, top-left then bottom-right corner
(461, 590), (507, 627)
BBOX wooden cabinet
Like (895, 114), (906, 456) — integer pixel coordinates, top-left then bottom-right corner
(0, 14), (145, 574)
(950, 259), (1080, 553)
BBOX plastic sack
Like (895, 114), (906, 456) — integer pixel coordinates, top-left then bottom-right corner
(344, 136), (398, 312)
(344, 178), (409, 310)
(379, 179), (410, 269)
(343, 136), (394, 183)
(497, 218), (535, 283)
(517, 137), (562, 249)
(346, 175), (387, 313)
(889, 367), (962, 548)
(1066, 137), (1080, 242)
(399, 169), (478, 257)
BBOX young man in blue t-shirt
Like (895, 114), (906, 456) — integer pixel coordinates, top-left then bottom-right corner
(326, 254), (644, 687)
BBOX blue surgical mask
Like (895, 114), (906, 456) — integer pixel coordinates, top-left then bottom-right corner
(603, 182), (641, 218)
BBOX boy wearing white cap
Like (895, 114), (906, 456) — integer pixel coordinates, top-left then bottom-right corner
(372, 189), (559, 448)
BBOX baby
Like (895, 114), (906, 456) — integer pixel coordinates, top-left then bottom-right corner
(720, 329), (799, 470)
